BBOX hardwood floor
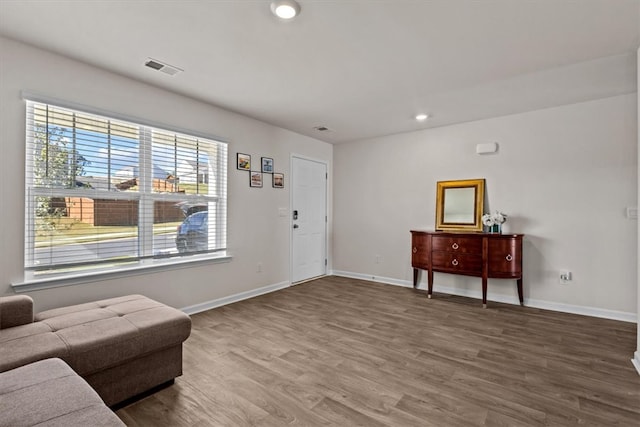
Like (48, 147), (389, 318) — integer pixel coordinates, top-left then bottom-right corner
(116, 276), (640, 426)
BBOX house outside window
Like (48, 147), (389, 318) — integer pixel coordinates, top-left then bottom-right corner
(24, 100), (228, 280)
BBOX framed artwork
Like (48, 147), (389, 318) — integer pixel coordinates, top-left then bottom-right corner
(250, 171), (263, 188)
(261, 157), (274, 173)
(272, 173), (284, 188)
(237, 153), (251, 171)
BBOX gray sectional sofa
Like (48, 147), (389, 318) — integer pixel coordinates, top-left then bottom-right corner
(0, 294), (192, 409)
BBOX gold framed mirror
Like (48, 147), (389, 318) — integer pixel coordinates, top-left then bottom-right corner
(435, 179), (485, 232)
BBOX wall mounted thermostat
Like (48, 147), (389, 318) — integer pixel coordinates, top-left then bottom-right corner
(476, 142), (498, 155)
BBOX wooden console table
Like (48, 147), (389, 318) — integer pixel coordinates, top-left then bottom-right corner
(410, 230), (524, 308)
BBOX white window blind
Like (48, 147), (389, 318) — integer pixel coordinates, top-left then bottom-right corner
(25, 100), (227, 278)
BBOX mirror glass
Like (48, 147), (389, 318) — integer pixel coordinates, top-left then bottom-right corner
(443, 187), (476, 224)
(435, 179), (485, 232)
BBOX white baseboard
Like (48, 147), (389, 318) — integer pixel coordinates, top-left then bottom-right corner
(522, 299), (637, 323)
(331, 270), (412, 289)
(331, 270), (637, 323)
(633, 351), (640, 376)
(181, 281), (290, 315)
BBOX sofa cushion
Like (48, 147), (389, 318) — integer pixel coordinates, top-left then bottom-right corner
(0, 321), (52, 343)
(0, 356), (73, 394)
(0, 358), (124, 427)
(0, 295), (34, 329)
(0, 323), (68, 372)
(38, 308), (117, 331)
(23, 294), (191, 377)
(57, 316), (142, 375)
(34, 295), (149, 321)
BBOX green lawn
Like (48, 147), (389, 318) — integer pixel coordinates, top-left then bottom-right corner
(175, 183), (209, 195)
(120, 183), (209, 195)
(35, 217), (182, 247)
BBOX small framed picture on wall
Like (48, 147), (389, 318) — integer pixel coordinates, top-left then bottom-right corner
(261, 157), (274, 173)
(272, 173), (284, 188)
(250, 171), (263, 188)
(237, 153), (251, 170)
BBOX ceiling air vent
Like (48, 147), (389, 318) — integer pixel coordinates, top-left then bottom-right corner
(144, 58), (183, 76)
(313, 126), (332, 132)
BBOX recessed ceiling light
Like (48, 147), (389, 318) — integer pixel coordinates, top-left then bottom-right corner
(415, 113), (429, 121)
(271, 0), (301, 20)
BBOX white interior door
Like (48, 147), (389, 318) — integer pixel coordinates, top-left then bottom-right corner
(291, 156), (327, 284)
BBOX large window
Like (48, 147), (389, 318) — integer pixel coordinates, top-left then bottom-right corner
(24, 100), (227, 280)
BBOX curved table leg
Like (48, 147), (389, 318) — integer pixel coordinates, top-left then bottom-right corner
(517, 278), (524, 306)
(482, 277), (488, 308)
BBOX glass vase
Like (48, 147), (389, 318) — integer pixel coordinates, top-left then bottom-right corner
(491, 223), (502, 234)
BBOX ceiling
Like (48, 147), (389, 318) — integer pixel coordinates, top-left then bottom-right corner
(0, 0), (638, 144)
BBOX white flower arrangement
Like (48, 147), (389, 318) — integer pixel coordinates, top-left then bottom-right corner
(482, 210), (507, 227)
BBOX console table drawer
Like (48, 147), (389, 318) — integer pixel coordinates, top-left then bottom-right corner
(432, 236), (482, 254)
(432, 252), (482, 273)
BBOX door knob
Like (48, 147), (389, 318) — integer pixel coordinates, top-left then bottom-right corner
(293, 224), (299, 229)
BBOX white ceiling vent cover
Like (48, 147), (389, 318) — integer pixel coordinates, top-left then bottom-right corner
(144, 58), (183, 76)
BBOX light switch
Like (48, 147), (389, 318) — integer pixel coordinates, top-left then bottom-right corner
(278, 207), (288, 217)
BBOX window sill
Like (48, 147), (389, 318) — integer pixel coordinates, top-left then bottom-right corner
(12, 252), (232, 293)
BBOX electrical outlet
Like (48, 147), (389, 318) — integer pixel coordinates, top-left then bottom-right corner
(559, 270), (572, 284)
(257, 262), (263, 273)
(375, 255), (381, 264)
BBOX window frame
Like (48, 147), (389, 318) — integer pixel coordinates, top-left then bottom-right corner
(16, 94), (230, 290)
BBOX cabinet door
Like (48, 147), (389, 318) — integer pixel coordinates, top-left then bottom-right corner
(411, 233), (429, 269)
(488, 238), (522, 277)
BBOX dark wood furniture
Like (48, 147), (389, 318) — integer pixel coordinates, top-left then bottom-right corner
(410, 230), (524, 308)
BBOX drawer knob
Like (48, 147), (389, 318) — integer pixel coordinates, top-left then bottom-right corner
(452, 243), (459, 250)
(412, 247), (417, 253)
(505, 254), (513, 261)
(452, 259), (459, 266)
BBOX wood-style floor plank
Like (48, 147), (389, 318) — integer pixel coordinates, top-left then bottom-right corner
(117, 276), (640, 426)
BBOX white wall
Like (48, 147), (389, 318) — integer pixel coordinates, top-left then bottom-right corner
(0, 36), (333, 312)
(635, 47), (640, 372)
(334, 94), (638, 319)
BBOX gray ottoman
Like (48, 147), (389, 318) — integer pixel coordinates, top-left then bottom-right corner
(0, 358), (124, 427)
